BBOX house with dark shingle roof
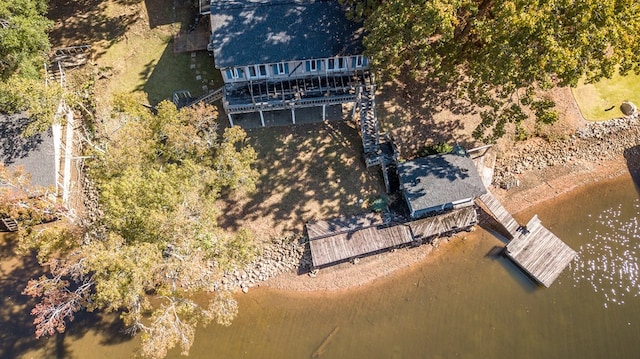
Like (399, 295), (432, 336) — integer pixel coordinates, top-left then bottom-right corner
(205, 0), (371, 127)
(397, 147), (487, 219)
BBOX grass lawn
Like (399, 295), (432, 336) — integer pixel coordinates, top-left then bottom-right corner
(572, 71), (640, 121)
(90, 0), (219, 106)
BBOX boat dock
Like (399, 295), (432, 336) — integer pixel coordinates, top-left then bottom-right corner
(307, 207), (478, 268)
(477, 190), (576, 287)
(306, 212), (412, 268)
(505, 215), (577, 287)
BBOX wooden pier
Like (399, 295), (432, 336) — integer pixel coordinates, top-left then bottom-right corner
(505, 215), (576, 287)
(477, 189), (576, 287)
(307, 207), (478, 268)
(307, 219), (413, 268)
(407, 206), (477, 241)
(477, 191), (520, 238)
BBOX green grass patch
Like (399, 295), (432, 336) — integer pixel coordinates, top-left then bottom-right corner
(572, 71), (640, 121)
(98, 30), (219, 105)
(94, 0), (221, 106)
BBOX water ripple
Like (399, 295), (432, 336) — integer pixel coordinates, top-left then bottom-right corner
(571, 199), (640, 308)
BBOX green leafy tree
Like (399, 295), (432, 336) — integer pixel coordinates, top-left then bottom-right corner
(20, 98), (259, 358)
(358, 0), (640, 140)
(0, 0), (52, 80)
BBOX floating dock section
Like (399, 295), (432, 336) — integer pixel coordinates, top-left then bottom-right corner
(307, 207), (478, 268)
(477, 190), (576, 287)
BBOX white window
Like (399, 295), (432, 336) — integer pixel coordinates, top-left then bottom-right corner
(327, 57), (346, 71)
(272, 62), (289, 75)
(226, 67), (244, 79)
(328, 58), (336, 70)
(353, 56), (364, 68)
(247, 65), (267, 78)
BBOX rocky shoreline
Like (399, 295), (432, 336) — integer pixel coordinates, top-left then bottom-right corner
(494, 114), (640, 188)
(223, 114), (640, 293)
(219, 236), (307, 293)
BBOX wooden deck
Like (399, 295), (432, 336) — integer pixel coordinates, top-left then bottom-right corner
(407, 206), (477, 241)
(477, 191), (520, 238)
(306, 212), (383, 241)
(505, 215), (577, 287)
(308, 223), (413, 268)
(478, 189), (576, 287)
(307, 208), (479, 268)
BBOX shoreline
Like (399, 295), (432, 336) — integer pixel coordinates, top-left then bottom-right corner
(231, 115), (640, 294)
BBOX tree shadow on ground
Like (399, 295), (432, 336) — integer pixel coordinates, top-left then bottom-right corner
(141, 44), (217, 105)
(218, 121), (386, 237)
(0, 235), (133, 358)
(376, 73), (482, 159)
(47, 0), (139, 59)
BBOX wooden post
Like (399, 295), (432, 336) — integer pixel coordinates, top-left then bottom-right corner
(259, 110), (265, 127)
(322, 104), (326, 121)
(227, 113), (234, 127)
(291, 107), (296, 124)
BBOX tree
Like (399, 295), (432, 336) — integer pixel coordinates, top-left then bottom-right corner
(0, 0), (52, 80)
(20, 98), (259, 358)
(357, 0), (640, 140)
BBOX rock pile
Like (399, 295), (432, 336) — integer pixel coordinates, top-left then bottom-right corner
(218, 236), (307, 293)
(493, 114), (640, 188)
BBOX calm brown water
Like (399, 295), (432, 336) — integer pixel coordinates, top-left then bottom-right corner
(16, 175), (640, 359)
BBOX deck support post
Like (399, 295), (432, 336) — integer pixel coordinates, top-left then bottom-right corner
(322, 104), (326, 121)
(227, 113), (234, 127)
(351, 97), (358, 119)
(259, 110), (265, 127)
(291, 107), (296, 124)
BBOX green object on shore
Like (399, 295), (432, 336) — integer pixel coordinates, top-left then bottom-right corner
(572, 72), (640, 121)
(370, 197), (388, 212)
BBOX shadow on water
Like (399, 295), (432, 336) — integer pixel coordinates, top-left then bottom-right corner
(476, 206), (541, 292)
(0, 234), (133, 358)
(623, 145), (640, 195)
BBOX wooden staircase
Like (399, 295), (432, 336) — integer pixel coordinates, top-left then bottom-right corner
(1, 218), (18, 232)
(356, 85), (382, 167)
(175, 86), (224, 108)
(45, 45), (92, 88)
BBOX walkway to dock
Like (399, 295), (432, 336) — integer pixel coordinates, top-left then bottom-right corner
(477, 189), (576, 287)
(477, 191), (520, 238)
(307, 207), (478, 268)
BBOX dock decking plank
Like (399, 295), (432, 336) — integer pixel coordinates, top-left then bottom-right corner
(505, 215), (577, 287)
(306, 212), (383, 240)
(477, 191), (520, 238)
(309, 207), (480, 268)
(309, 224), (413, 268)
(408, 207), (477, 240)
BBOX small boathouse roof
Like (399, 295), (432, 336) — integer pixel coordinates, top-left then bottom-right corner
(398, 148), (487, 218)
(209, 0), (364, 68)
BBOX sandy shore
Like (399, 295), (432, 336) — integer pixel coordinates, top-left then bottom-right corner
(263, 120), (640, 293)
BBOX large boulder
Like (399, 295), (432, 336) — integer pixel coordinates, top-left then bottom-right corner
(620, 101), (637, 116)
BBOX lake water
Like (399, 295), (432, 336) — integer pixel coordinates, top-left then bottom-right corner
(15, 174), (640, 358)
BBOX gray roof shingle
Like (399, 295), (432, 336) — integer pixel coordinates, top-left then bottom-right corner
(209, 0), (364, 68)
(398, 152), (487, 215)
(0, 113), (56, 188)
